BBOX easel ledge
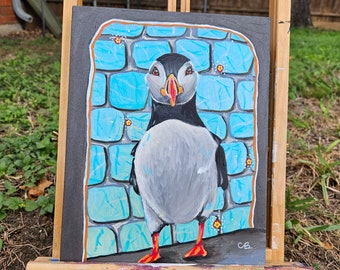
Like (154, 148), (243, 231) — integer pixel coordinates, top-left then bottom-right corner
(27, 0), (292, 268)
(27, 257), (313, 270)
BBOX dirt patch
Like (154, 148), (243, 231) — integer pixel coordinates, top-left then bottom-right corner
(0, 211), (53, 270)
(285, 98), (340, 270)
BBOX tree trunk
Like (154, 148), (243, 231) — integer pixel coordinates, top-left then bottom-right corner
(291, 0), (313, 27)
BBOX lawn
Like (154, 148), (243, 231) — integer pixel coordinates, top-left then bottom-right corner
(0, 28), (339, 269)
(285, 28), (339, 270)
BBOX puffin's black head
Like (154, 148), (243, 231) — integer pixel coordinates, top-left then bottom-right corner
(156, 53), (190, 78)
(146, 53), (198, 107)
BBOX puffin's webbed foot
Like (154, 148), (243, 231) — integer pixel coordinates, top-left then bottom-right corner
(138, 251), (161, 263)
(183, 222), (207, 259)
(138, 233), (161, 263)
(183, 243), (207, 258)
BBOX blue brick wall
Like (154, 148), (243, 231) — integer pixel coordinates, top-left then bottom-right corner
(85, 21), (258, 258)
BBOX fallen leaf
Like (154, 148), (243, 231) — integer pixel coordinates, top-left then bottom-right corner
(27, 177), (53, 199)
(321, 241), (333, 250)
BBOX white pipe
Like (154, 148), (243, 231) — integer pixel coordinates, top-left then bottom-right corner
(12, 0), (33, 23)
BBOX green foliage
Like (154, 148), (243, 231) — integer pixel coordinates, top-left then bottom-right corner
(299, 140), (340, 206)
(286, 139), (340, 249)
(289, 28), (340, 99)
(35, 186), (55, 215)
(285, 218), (339, 248)
(0, 49), (59, 184)
(4, 180), (16, 195)
(287, 30), (339, 256)
(0, 36), (60, 219)
(0, 186), (55, 221)
(285, 184), (336, 249)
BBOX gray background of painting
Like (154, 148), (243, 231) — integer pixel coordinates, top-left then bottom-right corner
(61, 6), (270, 262)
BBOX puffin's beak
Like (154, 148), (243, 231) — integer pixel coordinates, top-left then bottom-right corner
(160, 74), (183, 107)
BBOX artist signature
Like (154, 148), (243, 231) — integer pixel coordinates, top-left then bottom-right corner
(237, 241), (253, 250)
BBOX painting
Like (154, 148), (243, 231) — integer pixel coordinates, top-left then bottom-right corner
(60, 6), (270, 265)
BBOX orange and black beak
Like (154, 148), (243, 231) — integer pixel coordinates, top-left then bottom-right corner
(160, 74), (183, 107)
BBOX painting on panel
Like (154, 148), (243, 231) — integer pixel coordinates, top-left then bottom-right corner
(60, 6), (270, 265)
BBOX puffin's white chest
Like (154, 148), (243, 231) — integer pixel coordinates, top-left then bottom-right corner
(134, 119), (218, 223)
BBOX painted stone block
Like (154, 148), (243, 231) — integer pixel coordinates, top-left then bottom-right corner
(129, 186), (144, 218)
(221, 206), (251, 233)
(213, 40), (254, 74)
(214, 187), (225, 210)
(229, 112), (254, 138)
(197, 28), (227, 39)
(92, 72), (106, 106)
(87, 186), (129, 222)
(88, 145), (106, 186)
(133, 41), (171, 69)
(119, 222), (172, 252)
(176, 39), (210, 71)
(198, 112), (227, 140)
(126, 112), (151, 141)
(119, 222), (151, 252)
(237, 81), (255, 110)
(222, 142), (248, 175)
(94, 40), (126, 70)
(102, 22), (144, 37)
(230, 175), (253, 204)
(203, 215), (220, 238)
(109, 72), (148, 110)
(146, 25), (186, 37)
(249, 145), (256, 171)
(196, 75), (234, 111)
(231, 33), (247, 42)
(108, 144), (134, 181)
(176, 220), (199, 243)
(91, 108), (124, 142)
(87, 226), (117, 258)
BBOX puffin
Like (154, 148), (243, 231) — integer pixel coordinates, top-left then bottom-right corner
(129, 53), (228, 263)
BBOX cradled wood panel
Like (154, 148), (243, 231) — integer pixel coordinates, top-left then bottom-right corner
(52, 0), (84, 260)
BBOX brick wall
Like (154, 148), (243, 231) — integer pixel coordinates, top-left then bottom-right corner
(0, 0), (18, 24)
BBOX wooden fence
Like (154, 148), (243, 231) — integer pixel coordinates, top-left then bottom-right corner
(44, 0), (339, 24)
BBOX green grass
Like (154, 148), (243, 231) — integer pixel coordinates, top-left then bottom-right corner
(289, 28), (340, 99)
(0, 36), (60, 220)
(286, 28), (340, 261)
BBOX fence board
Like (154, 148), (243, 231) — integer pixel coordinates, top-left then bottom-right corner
(46, 0), (338, 23)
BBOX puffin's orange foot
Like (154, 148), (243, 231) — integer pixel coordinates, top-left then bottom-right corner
(138, 251), (161, 263)
(183, 243), (207, 258)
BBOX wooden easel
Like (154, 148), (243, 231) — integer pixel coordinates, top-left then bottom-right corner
(27, 0), (293, 269)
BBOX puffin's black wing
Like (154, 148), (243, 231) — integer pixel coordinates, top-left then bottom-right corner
(211, 133), (228, 190)
(129, 143), (140, 194)
(216, 144), (228, 190)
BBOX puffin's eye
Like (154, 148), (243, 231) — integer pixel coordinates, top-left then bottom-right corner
(185, 66), (193, 75)
(151, 66), (160, 76)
